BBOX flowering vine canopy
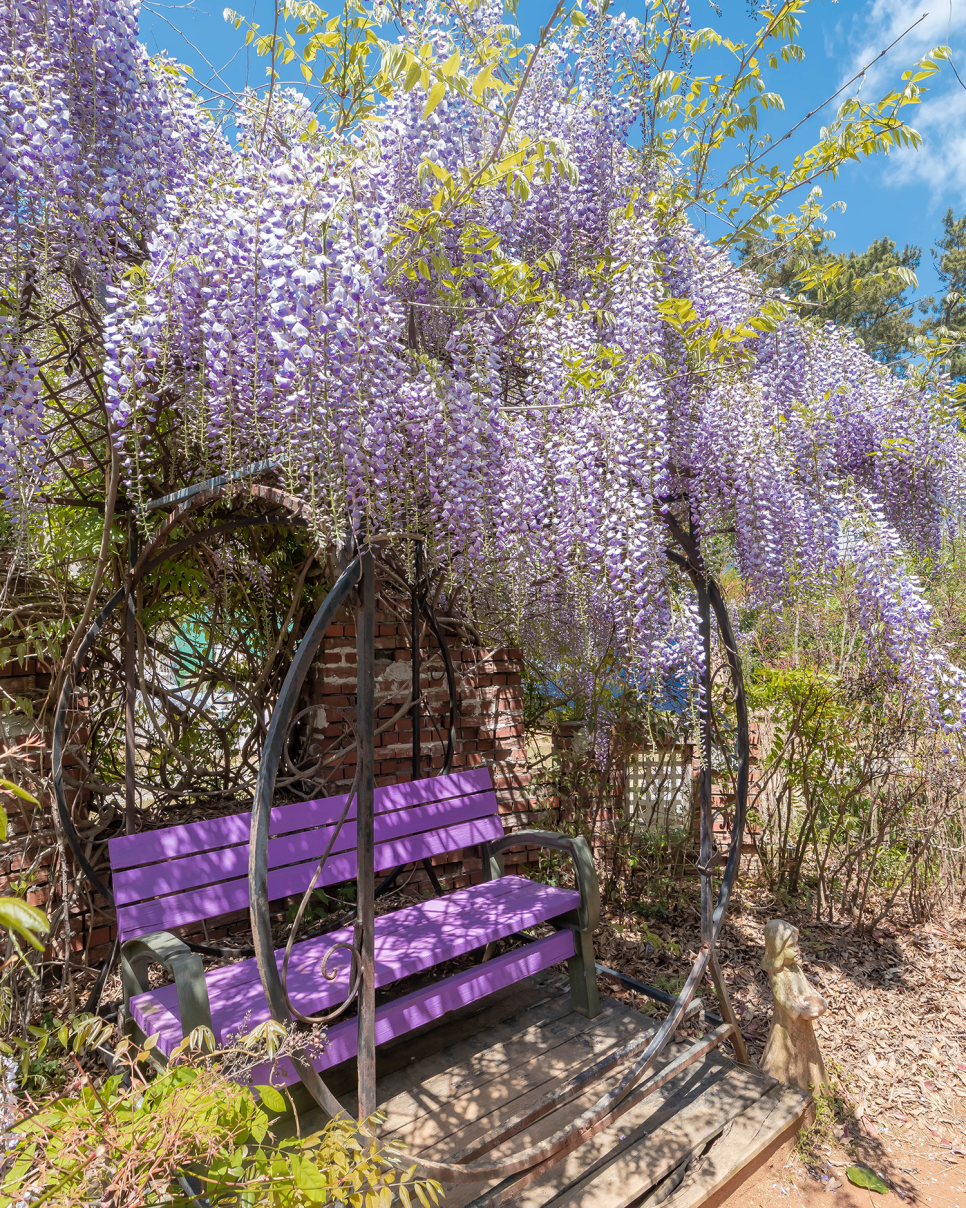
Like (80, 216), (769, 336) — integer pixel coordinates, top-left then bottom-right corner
(3, 0), (966, 729)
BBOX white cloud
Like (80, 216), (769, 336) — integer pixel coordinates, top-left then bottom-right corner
(837, 0), (966, 200)
(881, 85), (966, 195)
(845, 0), (963, 93)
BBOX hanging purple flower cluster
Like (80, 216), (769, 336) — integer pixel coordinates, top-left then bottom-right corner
(0, 0), (214, 263)
(6, 0), (966, 728)
(0, 318), (42, 507)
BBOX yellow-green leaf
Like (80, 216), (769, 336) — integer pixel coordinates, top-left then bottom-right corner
(0, 896), (48, 951)
(424, 81), (446, 116)
(472, 64), (494, 98)
(846, 1167), (889, 1194)
(0, 778), (40, 807)
(255, 1083), (288, 1113)
(404, 61), (423, 92)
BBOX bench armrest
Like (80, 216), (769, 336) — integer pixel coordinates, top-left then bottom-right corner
(121, 931), (214, 1045)
(483, 830), (600, 933)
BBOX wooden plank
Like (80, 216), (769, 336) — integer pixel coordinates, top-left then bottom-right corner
(287, 977), (574, 1133)
(349, 977), (575, 1105)
(395, 1004), (651, 1157)
(117, 813), (505, 940)
(527, 1065), (776, 1208)
(129, 880), (579, 1051)
(109, 767), (495, 868)
(661, 1084), (811, 1208)
(377, 999), (636, 1137)
(434, 1051), (768, 1208)
(113, 790), (501, 906)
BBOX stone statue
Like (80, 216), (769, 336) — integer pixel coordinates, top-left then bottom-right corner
(760, 919), (829, 1092)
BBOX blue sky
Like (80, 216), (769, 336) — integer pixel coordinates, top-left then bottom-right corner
(138, 0), (966, 304)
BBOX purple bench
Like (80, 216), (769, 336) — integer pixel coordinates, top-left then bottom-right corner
(111, 767), (600, 1084)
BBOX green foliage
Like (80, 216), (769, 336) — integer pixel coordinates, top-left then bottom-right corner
(0, 785), (48, 957)
(795, 1058), (857, 1160)
(923, 207), (966, 380)
(3, 1020), (444, 1208)
(632, 2), (947, 245)
(846, 1166), (890, 1193)
(740, 230), (923, 365)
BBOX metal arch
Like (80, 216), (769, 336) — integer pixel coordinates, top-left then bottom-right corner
(52, 586), (126, 906)
(50, 477), (320, 991)
(240, 511), (752, 1181)
(386, 516), (752, 1188)
(247, 553), (363, 1121)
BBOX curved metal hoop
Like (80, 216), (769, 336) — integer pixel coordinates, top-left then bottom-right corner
(385, 516), (752, 1185)
(244, 514), (751, 1176)
(248, 553), (363, 1119)
(50, 481), (318, 998)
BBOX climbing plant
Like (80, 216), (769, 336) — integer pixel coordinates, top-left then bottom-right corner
(1, 0), (964, 783)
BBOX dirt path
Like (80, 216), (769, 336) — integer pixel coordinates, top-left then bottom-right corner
(595, 897), (966, 1208)
(720, 1118), (966, 1208)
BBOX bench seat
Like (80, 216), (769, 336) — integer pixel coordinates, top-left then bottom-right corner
(131, 877), (581, 1082)
(112, 768), (600, 1087)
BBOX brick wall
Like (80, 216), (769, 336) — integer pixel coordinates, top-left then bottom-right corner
(298, 597), (541, 896)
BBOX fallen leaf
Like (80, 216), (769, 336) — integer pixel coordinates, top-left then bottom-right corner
(846, 1167), (889, 1194)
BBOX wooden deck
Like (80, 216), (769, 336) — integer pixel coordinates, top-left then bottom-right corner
(293, 970), (810, 1208)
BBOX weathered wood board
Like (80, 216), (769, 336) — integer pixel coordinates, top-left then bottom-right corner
(292, 971), (810, 1208)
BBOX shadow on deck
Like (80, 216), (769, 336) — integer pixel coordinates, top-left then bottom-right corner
(289, 971), (810, 1208)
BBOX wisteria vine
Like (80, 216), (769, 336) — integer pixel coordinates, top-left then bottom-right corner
(3, 0), (966, 731)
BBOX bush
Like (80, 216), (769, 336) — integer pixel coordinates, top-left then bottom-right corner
(1, 1019), (443, 1207)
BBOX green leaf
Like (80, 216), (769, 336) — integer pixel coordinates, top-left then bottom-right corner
(846, 1166), (889, 1194)
(424, 80), (446, 117)
(0, 896), (48, 950)
(0, 778), (40, 807)
(255, 1083), (288, 1113)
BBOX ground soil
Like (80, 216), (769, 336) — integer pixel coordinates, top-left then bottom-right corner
(596, 888), (966, 1208)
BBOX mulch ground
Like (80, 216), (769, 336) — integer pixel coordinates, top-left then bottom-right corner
(593, 887), (966, 1204)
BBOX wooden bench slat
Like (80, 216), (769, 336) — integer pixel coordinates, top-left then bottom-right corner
(129, 877), (580, 1053)
(113, 790), (501, 908)
(109, 768), (495, 870)
(116, 813), (505, 942)
(244, 931), (578, 1087)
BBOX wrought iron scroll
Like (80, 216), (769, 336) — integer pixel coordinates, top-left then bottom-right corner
(409, 538), (457, 780)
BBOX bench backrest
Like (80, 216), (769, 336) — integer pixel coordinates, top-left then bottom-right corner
(108, 768), (503, 944)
